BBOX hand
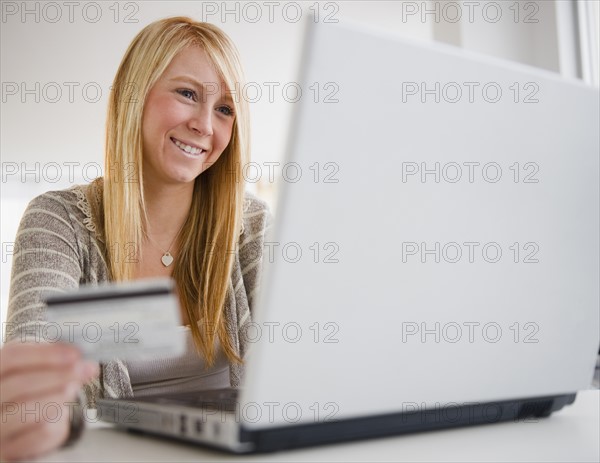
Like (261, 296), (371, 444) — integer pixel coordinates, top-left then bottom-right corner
(0, 342), (99, 462)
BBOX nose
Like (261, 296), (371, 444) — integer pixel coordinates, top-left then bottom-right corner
(189, 107), (213, 137)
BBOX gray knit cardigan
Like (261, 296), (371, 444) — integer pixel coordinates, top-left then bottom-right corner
(5, 177), (272, 409)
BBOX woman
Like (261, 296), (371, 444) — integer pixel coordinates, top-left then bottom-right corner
(0, 16), (271, 461)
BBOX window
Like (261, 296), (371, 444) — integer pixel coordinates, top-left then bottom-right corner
(577, 0), (600, 86)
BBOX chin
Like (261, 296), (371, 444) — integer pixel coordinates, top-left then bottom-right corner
(165, 172), (199, 185)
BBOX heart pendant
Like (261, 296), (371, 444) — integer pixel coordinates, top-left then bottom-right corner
(161, 252), (174, 267)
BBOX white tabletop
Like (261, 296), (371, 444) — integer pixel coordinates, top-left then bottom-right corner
(36, 389), (599, 462)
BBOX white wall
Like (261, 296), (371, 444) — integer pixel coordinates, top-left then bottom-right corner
(0, 0), (581, 331)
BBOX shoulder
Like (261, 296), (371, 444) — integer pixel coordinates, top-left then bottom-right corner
(23, 186), (81, 221)
(236, 191), (272, 297)
(243, 189), (270, 215)
(20, 183), (95, 235)
(241, 190), (273, 239)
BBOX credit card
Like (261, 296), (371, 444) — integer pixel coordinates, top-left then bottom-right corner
(43, 278), (185, 362)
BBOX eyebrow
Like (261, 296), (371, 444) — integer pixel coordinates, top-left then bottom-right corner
(169, 75), (234, 104)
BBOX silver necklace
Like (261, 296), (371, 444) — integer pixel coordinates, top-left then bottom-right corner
(145, 221), (186, 267)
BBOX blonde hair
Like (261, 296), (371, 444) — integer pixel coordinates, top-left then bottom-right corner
(103, 17), (250, 366)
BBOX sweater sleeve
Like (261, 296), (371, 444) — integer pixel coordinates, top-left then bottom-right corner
(3, 191), (87, 446)
(238, 191), (274, 316)
(5, 191), (83, 343)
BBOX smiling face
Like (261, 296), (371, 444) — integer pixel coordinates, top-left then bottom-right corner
(141, 45), (236, 186)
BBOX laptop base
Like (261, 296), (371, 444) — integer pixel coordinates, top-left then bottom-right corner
(98, 393), (576, 453)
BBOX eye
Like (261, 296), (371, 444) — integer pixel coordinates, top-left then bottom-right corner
(217, 105), (235, 117)
(176, 88), (197, 101)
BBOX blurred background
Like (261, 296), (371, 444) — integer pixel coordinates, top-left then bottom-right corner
(1, 0), (599, 336)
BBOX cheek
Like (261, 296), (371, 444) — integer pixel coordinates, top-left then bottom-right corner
(142, 103), (161, 144)
(216, 121), (235, 151)
(144, 96), (183, 135)
(162, 105), (187, 127)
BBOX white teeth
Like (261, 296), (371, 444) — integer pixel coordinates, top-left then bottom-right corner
(173, 138), (202, 155)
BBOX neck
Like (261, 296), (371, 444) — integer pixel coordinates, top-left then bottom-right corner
(142, 181), (194, 247)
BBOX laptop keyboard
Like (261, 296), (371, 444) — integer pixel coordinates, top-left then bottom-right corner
(134, 387), (240, 412)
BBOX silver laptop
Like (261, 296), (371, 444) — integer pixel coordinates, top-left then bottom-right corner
(97, 14), (600, 453)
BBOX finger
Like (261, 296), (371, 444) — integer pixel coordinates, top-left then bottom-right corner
(81, 360), (100, 381)
(0, 383), (76, 447)
(0, 396), (72, 462)
(0, 342), (81, 376)
(0, 362), (96, 403)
